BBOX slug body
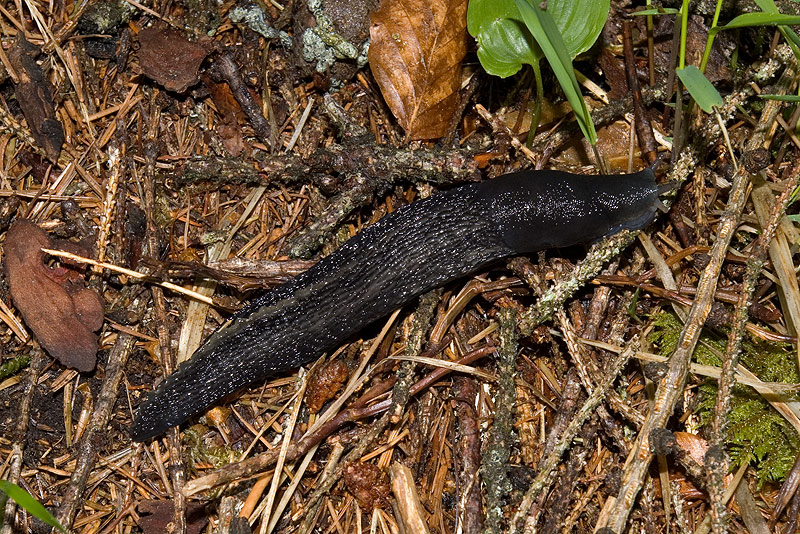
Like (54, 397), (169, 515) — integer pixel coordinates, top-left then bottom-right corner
(132, 168), (660, 441)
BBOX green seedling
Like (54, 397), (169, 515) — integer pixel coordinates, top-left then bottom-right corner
(0, 480), (67, 532)
(467, 0), (608, 145)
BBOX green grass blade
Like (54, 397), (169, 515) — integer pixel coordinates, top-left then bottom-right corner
(759, 94), (800, 101)
(0, 480), (67, 532)
(676, 65), (722, 113)
(513, 0), (597, 144)
(753, 0), (779, 14)
(751, 0), (800, 62)
(721, 12), (800, 30)
(632, 7), (680, 15)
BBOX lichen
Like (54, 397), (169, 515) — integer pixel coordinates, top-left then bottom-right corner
(301, 0), (369, 73)
(229, 5), (292, 47)
(78, 0), (138, 34)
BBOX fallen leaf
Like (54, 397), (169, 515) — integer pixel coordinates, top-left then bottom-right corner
(8, 37), (65, 161)
(4, 220), (104, 372)
(202, 75), (247, 156)
(674, 431), (711, 466)
(369, 0), (468, 140)
(138, 27), (211, 93)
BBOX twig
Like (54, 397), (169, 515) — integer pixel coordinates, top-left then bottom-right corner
(481, 307), (517, 534)
(390, 463), (431, 534)
(142, 122), (188, 533)
(622, 21), (658, 164)
(54, 332), (138, 532)
(0, 349), (46, 534)
(475, 104), (537, 165)
(518, 229), (638, 334)
(601, 63), (794, 534)
(708, 170), (799, 531)
(212, 51), (272, 146)
(95, 140), (124, 269)
(452, 376), (482, 534)
(41, 248), (215, 305)
(174, 145), (481, 189)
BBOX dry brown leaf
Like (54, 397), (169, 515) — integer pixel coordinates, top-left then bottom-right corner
(368, 0), (467, 140)
(4, 220), (104, 372)
(137, 500), (208, 534)
(9, 37), (64, 161)
(138, 27), (211, 93)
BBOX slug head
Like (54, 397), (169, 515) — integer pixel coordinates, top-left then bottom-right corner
(477, 167), (662, 253)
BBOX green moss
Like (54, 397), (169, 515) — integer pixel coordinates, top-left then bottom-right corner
(182, 425), (238, 472)
(649, 312), (799, 483)
(0, 354), (30, 381)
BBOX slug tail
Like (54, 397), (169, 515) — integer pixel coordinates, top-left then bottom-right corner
(131, 322), (278, 441)
(131, 354), (221, 441)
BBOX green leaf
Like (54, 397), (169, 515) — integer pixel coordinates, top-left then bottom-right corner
(467, 0), (609, 77)
(752, 0), (779, 13)
(720, 12), (800, 30)
(631, 7), (680, 15)
(514, 0), (597, 144)
(548, 0), (610, 58)
(759, 94), (800, 101)
(467, 0), (541, 78)
(751, 0), (800, 64)
(0, 480), (66, 532)
(676, 65), (723, 112)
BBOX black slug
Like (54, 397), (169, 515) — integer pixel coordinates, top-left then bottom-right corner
(131, 168), (661, 441)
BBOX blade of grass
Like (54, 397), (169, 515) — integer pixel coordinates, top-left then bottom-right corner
(0, 480), (66, 532)
(719, 12), (800, 30)
(751, 0), (800, 60)
(759, 94), (800, 101)
(513, 0), (597, 144)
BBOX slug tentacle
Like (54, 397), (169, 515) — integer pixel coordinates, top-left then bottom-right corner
(131, 168), (660, 441)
